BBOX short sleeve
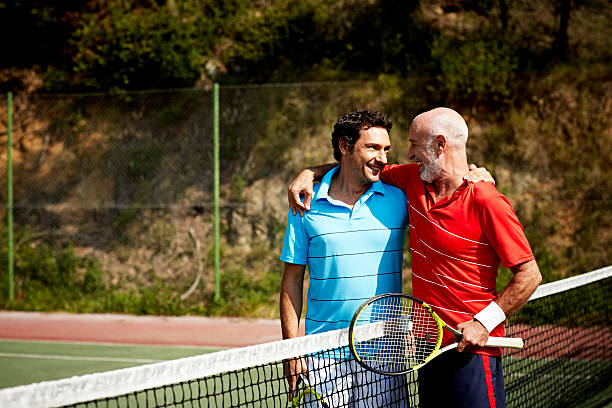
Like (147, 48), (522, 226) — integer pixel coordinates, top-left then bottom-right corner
(480, 195), (535, 268)
(280, 209), (309, 265)
(381, 164), (404, 189)
(381, 164), (419, 192)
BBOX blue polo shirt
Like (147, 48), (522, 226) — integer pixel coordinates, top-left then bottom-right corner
(281, 166), (409, 339)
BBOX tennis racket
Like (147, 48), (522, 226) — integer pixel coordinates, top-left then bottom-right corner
(290, 374), (329, 408)
(348, 293), (524, 375)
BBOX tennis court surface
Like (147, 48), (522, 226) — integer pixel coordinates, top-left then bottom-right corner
(1, 266), (610, 407)
(0, 341), (218, 390)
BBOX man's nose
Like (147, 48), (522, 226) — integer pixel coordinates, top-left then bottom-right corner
(377, 150), (388, 164)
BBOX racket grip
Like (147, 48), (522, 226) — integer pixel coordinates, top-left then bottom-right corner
(484, 336), (524, 349)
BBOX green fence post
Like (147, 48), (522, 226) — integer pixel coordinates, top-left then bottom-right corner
(7, 92), (14, 301)
(213, 83), (220, 302)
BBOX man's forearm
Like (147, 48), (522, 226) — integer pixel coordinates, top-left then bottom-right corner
(496, 259), (542, 316)
(280, 294), (301, 340)
(280, 264), (305, 339)
(460, 259), (541, 350)
(280, 264), (307, 394)
(307, 163), (336, 182)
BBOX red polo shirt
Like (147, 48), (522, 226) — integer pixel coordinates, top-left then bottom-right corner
(381, 164), (534, 356)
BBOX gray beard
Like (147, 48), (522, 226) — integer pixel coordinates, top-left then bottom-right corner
(419, 148), (441, 183)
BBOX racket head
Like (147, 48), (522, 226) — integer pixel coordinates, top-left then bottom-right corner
(349, 293), (443, 375)
(290, 375), (329, 408)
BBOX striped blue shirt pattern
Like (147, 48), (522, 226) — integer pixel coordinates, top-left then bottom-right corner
(281, 166), (409, 343)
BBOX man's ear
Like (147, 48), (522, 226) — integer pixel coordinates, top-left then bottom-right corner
(435, 135), (447, 154)
(338, 138), (350, 156)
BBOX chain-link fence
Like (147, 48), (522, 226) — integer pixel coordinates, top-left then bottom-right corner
(0, 81), (436, 314)
(0, 77), (610, 315)
(5, 90), (208, 239)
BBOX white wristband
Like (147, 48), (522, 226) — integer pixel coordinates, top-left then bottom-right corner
(474, 301), (506, 333)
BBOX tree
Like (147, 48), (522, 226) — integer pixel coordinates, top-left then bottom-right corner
(555, 0), (571, 60)
(65, 0), (208, 91)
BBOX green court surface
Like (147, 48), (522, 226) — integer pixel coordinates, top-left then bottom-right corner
(0, 340), (219, 389)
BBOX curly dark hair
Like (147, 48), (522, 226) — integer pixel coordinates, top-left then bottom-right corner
(331, 108), (392, 161)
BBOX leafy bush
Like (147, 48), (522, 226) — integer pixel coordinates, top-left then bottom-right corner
(211, 265), (282, 316)
(0, 225), (285, 317)
(0, 230), (105, 310)
(65, 1), (209, 91)
(431, 34), (519, 106)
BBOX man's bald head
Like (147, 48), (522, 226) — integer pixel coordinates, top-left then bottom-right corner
(411, 107), (468, 148)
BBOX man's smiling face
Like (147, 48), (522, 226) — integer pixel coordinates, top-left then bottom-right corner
(344, 126), (391, 186)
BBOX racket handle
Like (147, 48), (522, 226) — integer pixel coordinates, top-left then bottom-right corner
(484, 336), (524, 349)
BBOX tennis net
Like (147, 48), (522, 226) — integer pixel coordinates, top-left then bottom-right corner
(1, 265), (610, 408)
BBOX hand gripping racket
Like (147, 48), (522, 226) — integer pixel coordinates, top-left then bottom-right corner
(290, 375), (329, 408)
(348, 293), (524, 375)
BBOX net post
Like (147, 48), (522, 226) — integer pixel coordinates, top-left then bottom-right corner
(6, 92), (14, 301)
(213, 83), (220, 302)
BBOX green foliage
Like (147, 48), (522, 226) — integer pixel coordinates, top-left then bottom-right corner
(211, 265), (282, 316)
(113, 206), (142, 232)
(204, 239), (283, 317)
(3, 0), (610, 92)
(431, 34), (519, 105)
(1, 1), (610, 318)
(514, 67), (610, 276)
(0, 230), (106, 311)
(65, 0), (209, 91)
(218, 0), (428, 83)
(127, 145), (164, 179)
(230, 173), (247, 202)
(0, 226), (284, 317)
(102, 281), (184, 316)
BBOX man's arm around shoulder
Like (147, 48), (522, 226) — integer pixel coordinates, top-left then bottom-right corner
(288, 163), (336, 216)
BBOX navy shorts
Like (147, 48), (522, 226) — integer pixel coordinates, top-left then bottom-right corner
(418, 350), (505, 408)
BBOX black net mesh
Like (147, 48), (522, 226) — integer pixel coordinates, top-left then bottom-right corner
(45, 272), (610, 408)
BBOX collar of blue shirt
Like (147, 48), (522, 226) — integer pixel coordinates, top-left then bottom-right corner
(313, 165), (386, 205)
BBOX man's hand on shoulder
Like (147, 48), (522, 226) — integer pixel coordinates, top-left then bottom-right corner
(463, 164), (495, 184)
(288, 169), (316, 216)
(287, 163), (336, 216)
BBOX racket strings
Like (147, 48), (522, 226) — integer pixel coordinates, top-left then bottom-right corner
(352, 297), (439, 372)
